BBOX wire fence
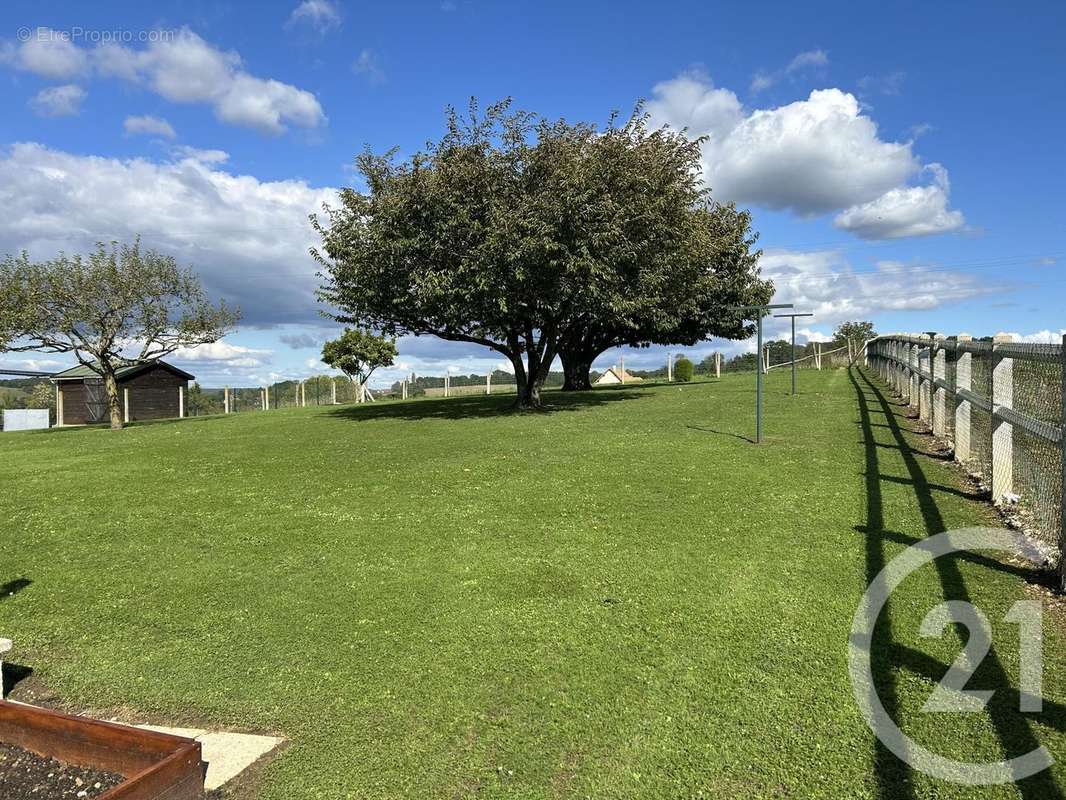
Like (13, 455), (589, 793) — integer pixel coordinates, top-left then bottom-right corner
(868, 334), (1065, 588)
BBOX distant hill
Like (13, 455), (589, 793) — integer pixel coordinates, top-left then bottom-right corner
(0, 378), (40, 390)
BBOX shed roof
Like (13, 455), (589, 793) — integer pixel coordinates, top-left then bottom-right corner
(594, 367), (643, 384)
(51, 360), (195, 382)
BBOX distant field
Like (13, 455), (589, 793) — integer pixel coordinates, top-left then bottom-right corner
(1, 369), (1064, 799)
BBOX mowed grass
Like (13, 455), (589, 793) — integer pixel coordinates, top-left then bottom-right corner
(2, 368), (1065, 799)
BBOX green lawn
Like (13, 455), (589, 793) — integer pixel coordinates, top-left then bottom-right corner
(1, 368), (1064, 799)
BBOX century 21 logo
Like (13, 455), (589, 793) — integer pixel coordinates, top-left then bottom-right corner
(848, 528), (1053, 785)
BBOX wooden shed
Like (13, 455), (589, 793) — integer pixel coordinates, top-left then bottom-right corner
(51, 361), (194, 425)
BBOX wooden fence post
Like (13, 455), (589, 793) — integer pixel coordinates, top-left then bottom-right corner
(123, 388), (130, 423)
(992, 334), (1014, 503)
(932, 336), (946, 436)
(56, 384), (64, 426)
(331, 379), (337, 405)
(667, 353), (673, 382)
(178, 386), (185, 418)
(918, 335), (931, 424)
(486, 373), (491, 395)
(955, 335), (973, 463)
(715, 351), (721, 379)
(224, 387), (230, 414)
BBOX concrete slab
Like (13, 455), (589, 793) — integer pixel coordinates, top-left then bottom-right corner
(133, 724), (284, 790)
(6, 700), (282, 791)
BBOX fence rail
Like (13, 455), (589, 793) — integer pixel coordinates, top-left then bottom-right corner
(868, 333), (1065, 589)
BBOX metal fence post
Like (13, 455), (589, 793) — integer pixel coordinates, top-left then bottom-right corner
(991, 334), (1014, 503)
(955, 335), (972, 463)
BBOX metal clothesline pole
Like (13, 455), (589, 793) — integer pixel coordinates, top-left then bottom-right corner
(774, 312), (814, 396)
(726, 303), (793, 443)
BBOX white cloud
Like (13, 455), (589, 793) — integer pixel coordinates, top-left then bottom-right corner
(4, 27), (325, 135)
(797, 328), (833, 343)
(172, 145), (229, 163)
(173, 342), (273, 368)
(749, 48), (828, 94)
(287, 0), (342, 33)
(0, 142), (336, 326)
(858, 71), (906, 97)
(749, 73), (775, 93)
(646, 71), (965, 237)
(993, 330), (1066, 345)
(787, 49), (829, 72)
(0, 356), (64, 373)
(833, 163), (965, 239)
(760, 249), (994, 324)
(352, 49), (385, 85)
(29, 84), (85, 117)
(2, 28), (88, 79)
(123, 114), (177, 139)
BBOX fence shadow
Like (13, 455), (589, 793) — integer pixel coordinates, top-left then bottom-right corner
(852, 367), (1065, 799)
(326, 387), (647, 423)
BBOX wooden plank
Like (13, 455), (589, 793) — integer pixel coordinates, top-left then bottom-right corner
(0, 701), (204, 799)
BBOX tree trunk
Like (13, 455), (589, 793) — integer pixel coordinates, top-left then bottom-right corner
(103, 368), (123, 430)
(560, 350), (594, 391)
(516, 376), (544, 408)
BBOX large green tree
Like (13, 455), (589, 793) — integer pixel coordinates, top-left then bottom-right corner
(0, 241), (239, 429)
(314, 100), (769, 408)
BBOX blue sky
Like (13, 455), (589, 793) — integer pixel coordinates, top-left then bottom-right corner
(0, 0), (1063, 387)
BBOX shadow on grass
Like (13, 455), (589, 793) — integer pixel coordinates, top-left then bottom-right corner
(325, 387), (647, 422)
(852, 367), (1066, 799)
(685, 425), (755, 444)
(0, 578), (31, 599)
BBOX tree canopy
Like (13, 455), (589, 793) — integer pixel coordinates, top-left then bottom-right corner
(314, 99), (771, 408)
(0, 240), (239, 429)
(321, 328), (398, 398)
(833, 320), (877, 345)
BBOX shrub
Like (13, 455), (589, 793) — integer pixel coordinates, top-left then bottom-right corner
(674, 357), (694, 382)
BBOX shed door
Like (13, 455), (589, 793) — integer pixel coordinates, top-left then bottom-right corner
(84, 378), (107, 423)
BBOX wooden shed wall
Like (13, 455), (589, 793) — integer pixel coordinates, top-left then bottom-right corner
(58, 381), (91, 425)
(125, 368), (186, 421)
(58, 366), (188, 424)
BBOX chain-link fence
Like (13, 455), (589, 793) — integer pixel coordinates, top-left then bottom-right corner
(868, 334), (1065, 588)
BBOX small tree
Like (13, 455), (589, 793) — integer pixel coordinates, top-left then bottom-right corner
(0, 241), (239, 430)
(29, 381), (56, 425)
(321, 328), (397, 402)
(674, 357), (694, 382)
(833, 321), (876, 348)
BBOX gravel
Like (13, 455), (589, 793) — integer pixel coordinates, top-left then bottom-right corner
(0, 741), (125, 799)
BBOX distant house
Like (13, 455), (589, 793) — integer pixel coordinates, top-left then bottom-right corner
(51, 361), (194, 425)
(594, 367), (643, 386)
